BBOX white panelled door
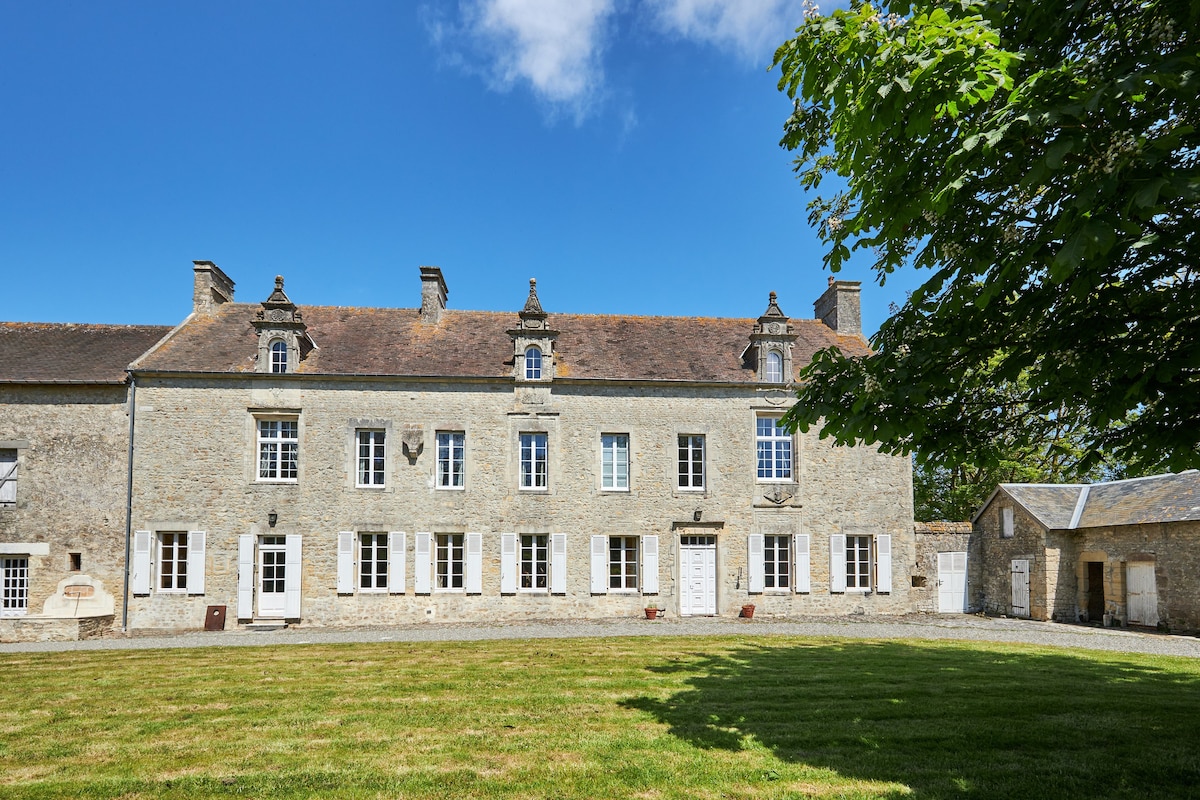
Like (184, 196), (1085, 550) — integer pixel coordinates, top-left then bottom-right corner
(1126, 562), (1159, 627)
(937, 551), (968, 613)
(679, 536), (716, 616)
(258, 535), (289, 618)
(1010, 559), (1030, 617)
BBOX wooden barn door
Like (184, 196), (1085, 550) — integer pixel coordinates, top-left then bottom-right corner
(1126, 562), (1159, 627)
(1010, 559), (1030, 617)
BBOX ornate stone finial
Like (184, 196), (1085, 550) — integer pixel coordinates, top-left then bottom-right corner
(275, 275), (284, 290)
(522, 278), (545, 317)
(760, 291), (787, 320)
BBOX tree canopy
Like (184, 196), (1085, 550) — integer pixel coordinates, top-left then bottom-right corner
(773, 0), (1199, 476)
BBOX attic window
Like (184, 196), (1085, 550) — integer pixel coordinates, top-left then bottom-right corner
(525, 346), (543, 380)
(1001, 507), (1014, 538)
(765, 350), (784, 383)
(270, 340), (288, 374)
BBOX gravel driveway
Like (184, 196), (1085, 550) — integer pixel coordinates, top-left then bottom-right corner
(4, 613), (1199, 658)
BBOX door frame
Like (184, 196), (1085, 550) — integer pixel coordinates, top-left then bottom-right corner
(678, 535), (717, 617)
(937, 551), (968, 613)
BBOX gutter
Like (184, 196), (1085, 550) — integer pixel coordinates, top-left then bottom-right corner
(121, 374), (137, 632)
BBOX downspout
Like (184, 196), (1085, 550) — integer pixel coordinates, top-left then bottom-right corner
(121, 374), (137, 632)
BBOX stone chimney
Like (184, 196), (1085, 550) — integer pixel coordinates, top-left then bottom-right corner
(419, 266), (448, 323)
(814, 277), (862, 335)
(192, 261), (235, 315)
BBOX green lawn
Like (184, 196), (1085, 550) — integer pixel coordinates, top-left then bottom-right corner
(2, 636), (1198, 798)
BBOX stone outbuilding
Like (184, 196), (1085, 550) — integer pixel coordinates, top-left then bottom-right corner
(972, 471), (1200, 632)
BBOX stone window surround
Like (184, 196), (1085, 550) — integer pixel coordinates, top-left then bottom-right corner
(598, 432), (631, 493)
(755, 412), (794, 483)
(249, 409), (303, 486)
(157, 531), (189, 593)
(845, 534), (874, 592)
(763, 533), (791, 592)
(435, 532), (466, 592)
(608, 535), (639, 592)
(436, 430), (467, 490)
(519, 533), (549, 592)
(358, 532), (389, 593)
(345, 419), (393, 492)
(677, 433), (706, 493)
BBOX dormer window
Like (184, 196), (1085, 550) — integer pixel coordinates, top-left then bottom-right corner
(525, 346), (543, 380)
(765, 350), (783, 383)
(270, 340), (288, 374)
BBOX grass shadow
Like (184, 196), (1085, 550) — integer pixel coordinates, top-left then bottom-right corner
(622, 639), (1200, 798)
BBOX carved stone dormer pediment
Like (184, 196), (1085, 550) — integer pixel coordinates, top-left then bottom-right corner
(507, 278), (558, 382)
(748, 291), (798, 384)
(252, 275), (314, 374)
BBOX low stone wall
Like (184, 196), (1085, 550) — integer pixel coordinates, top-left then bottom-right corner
(913, 522), (974, 613)
(0, 614), (115, 643)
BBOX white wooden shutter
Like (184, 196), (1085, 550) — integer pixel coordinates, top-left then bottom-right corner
(748, 534), (764, 593)
(414, 532), (432, 594)
(551, 533), (567, 594)
(336, 532), (355, 594)
(830, 534), (847, 593)
(388, 532), (405, 594)
(590, 535), (607, 594)
(875, 534), (893, 593)
(466, 532), (483, 594)
(794, 534), (811, 593)
(187, 531), (206, 595)
(237, 534), (254, 618)
(132, 530), (152, 595)
(0, 451), (16, 504)
(642, 535), (659, 594)
(283, 534), (302, 618)
(500, 533), (518, 593)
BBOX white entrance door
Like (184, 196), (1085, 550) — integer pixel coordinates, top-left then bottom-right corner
(679, 536), (716, 616)
(1126, 562), (1159, 627)
(937, 551), (968, 613)
(1011, 559), (1030, 617)
(258, 536), (288, 618)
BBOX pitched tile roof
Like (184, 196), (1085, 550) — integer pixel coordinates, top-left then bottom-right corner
(136, 303), (869, 382)
(0, 323), (172, 384)
(981, 471), (1200, 529)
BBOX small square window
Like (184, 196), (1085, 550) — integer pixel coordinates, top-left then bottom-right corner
(69, 553), (82, 572)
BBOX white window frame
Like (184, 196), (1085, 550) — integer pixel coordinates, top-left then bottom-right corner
(600, 434), (629, 491)
(257, 417), (299, 482)
(436, 431), (466, 489)
(608, 535), (639, 592)
(519, 432), (548, 490)
(356, 429), (386, 488)
(359, 532), (389, 592)
(0, 450), (16, 506)
(677, 435), (705, 491)
(270, 339), (288, 374)
(765, 350), (784, 383)
(845, 535), (872, 591)
(756, 415), (793, 482)
(764, 534), (791, 591)
(520, 534), (549, 592)
(525, 346), (543, 380)
(1, 556), (29, 616)
(157, 532), (189, 593)
(435, 533), (465, 591)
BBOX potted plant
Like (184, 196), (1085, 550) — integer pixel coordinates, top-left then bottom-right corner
(740, 603), (756, 619)
(645, 605), (660, 620)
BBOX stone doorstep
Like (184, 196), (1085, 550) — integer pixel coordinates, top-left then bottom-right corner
(244, 620), (289, 632)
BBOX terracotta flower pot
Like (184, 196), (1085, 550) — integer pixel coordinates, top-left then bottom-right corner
(741, 604), (756, 619)
(645, 608), (659, 620)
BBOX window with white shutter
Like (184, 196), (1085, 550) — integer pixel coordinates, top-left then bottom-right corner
(500, 533), (518, 594)
(414, 533), (432, 594)
(0, 450), (16, 506)
(132, 531), (152, 596)
(186, 531), (206, 595)
(550, 534), (567, 594)
(388, 532), (406, 594)
(794, 534), (811, 593)
(747, 534), (764, 593)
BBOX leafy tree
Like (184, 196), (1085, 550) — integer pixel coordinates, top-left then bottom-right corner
(772, 0), (1199, 475)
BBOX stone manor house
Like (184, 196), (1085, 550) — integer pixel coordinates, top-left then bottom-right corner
(1, 262), (919, 637)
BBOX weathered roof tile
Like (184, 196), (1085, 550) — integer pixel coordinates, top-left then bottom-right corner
(0, 323), (172, 384)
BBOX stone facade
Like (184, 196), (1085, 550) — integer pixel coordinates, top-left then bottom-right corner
(911, 521), (976, 613)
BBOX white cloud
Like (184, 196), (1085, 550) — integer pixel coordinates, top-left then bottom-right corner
(459, 0), (617, 118)
(646, 0), (806, 63)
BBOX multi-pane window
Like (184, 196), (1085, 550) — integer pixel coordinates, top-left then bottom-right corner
(846, 535), (872, 590)
(258, 419), (299, 481)
(601, 434), (629, 490)
(1, 557), (29, 616)
(357, 429), (386, 487)
(525, 346), (543, 379)
(260, 536), (287, 594)
(158, 532), (188, 591)
(437, 432), (465, 488)
(609, 536), (638, 590)
(765, 350), (784, 383)
(0, 449), (16, 506)
(520, 433), (548, 489)
(359, 533), (388, 591)
(436, 533), (465, 590)
(756, 416), (792, 481)
(520, 534), (549, 590)
(270, 340), (288, 374)
(764, 535), (790, 589)
(678, 435), (705, 490)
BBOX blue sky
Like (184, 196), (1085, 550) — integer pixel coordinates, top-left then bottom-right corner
(1, 1), (923, 335)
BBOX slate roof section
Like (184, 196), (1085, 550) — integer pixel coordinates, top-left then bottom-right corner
(0, 323), (172, 384)
(986, 471), (1200, 529)
(136, 303), (869, 382)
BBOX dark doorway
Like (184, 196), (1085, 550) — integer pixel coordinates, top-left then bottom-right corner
(1086, 561), (1105, 621)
